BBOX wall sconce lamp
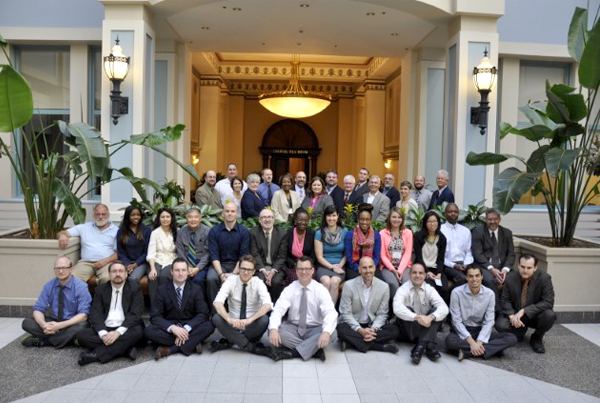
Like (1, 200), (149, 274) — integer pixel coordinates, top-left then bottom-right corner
(103, 38), (130, 125)
(470, 49), (497, 135)
(192, 154), (200, 165)
(384, 159), (392, 170)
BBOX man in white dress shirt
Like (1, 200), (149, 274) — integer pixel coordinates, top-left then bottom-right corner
(440, 203), (474, 286)
(211, 255), (273, 355)
(215, 163), (248, 199)
(268, 256), (338, 361)
(295, 171), (307, 203)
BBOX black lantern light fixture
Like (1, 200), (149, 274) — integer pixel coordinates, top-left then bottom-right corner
(471, 49), (497, 135)
(103, 38), (130, 125)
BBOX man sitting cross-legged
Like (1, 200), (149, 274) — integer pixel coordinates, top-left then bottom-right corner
(337, 256), (400, 354)
(22, 256), (91, 348)
(268, 256), (338, 361)
(393, 263), (448, 365)
(145, 258), (215, 359)
(211, 255), (273, 355)
(76, 261), (145, 365)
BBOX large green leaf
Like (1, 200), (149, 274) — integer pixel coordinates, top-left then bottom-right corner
(52, 179), (86, 224)
(546, 81), (570, 123)
(114, 167), (161, 204)
(493, 168), (541, 214)
(545, 147), (580, 176)
(146, 144), (201, 182)
(0, 65), (33, 132)
(129, 124), (186, 146)
(568, 7), (588, 61)
(519, 105), (558, 130)
(526, 144), (551, 173)
(59, 121), (108, 178)
(466, 151), (526, 166)
(579, 14), (600, 89)
(0, 34), (6, 49)
(564, 93), (588, 122)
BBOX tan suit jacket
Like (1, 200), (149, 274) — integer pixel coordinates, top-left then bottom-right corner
(195, 183), (223, 210)
(271, 190), (301, 222)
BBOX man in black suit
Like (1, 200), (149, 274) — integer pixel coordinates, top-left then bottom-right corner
(325, 169), (345, 214)
(428, 169), (455, 210)
(353, 167), (370, 199)
(471, 208), (515, 294)
(496, 254), (556, 353)
(250, 208), (288, 301)
(145, 258), (215, 359)
(342, 175), (362, 209)
(382, 173), (401, 208)
(76, 261), (144, 365)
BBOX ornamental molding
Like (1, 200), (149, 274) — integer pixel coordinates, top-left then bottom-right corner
(199, 76), (225, 87)
(362, 80), (387, 91)
(224, 80), (356, 99)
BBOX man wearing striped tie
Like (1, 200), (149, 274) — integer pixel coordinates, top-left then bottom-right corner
(145, 258), (215, 360)
(176, 206), (211, 288)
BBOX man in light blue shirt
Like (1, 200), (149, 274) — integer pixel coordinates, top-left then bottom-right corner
(257, 168), (280, 206)
(22, 256), (91, 348)
(58, 204), (118, 284)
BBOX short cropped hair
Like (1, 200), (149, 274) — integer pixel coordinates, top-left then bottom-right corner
(465, 265), (483, 276)
(519, 254), (538, 266)
(239, 254), (256, 267)
(295, 256), (314, 268)
(108, 260), (126, 272)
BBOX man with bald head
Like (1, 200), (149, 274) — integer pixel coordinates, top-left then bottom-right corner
(196, 170), (223, 210)
(410, 175), (432, 210)
(337, 257), (399, 353)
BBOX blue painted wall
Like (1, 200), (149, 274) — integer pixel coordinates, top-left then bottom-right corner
(0, 0), (103, 28)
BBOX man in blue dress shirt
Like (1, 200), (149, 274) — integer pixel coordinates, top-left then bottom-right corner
(257, 168), (280, 206)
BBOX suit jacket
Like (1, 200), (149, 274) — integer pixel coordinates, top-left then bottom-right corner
(89, 280), (144, 333)
(284, 228), (316, 268)
(354, 182), (369, 199)
(382, 186), (400, 209)
(500, 270), (554, 318)
(428, 186), (455, 210)
(150, 280), (210, 331)
(338, 276), (389, 330)
(413, 230), (447, 275)
(343, 190), (362, 208)
(270, 189), (301, 223)
(363, 192), (390, 222)
(195, 183), (223, 210)
(300, 194), (335, 218)
(328, 185), (345, 214)
(250, 225), (288, 271)
(241, 190), (267, 219)
(471, 225), (515, 270)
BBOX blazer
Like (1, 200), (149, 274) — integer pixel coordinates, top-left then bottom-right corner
(382, 186), (401, 209)
(195, 183), (223, 210)
(301, 194), (334, 218)
(354, 182), (370, 198)
(250, 225), (288, 271)
(150, 280), (210, 331)
(413, 230), (447, 275)
(471, 225), (515, 270)
(241, 190), (267, 219)
(363, 192), (390, 222)
(500, 270), (554, 318)
(284, 228), (316, 269)
(270, 189), (301, 223)
(428, 186), (455, 210)
(328, 185), (345, 214)
(343, 190), (362, 208)
(379, 228), (413, 276)
(338, 276), (389, 330)
(89, 280), (144, 333)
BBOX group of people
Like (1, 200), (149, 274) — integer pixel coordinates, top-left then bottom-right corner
(20, 163), (556, 367)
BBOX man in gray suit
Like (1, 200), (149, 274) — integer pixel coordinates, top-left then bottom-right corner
(410, 175), (432, 210)
(337, 257), (400, 353)
(195, 170), (223, 210)
(250, 208), (288, 302)
(363, 175), (390, 222)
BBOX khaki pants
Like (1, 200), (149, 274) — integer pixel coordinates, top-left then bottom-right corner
(72, 260), (110, 284)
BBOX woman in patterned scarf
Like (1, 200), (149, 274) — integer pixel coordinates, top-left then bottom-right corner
(344, 204), (381, 280)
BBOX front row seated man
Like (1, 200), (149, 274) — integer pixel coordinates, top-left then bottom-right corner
(145, 258), (215, 359)
(22, 256), (91, 348)
(445, 265), (518, 360)
(76, 261), (145, 365)
(337, 257), (399, 354)
(268, 256), (338, 361)
(393, 263), (448, 365)
(211, 255), (273, 355)
(495, 254), (556, 354)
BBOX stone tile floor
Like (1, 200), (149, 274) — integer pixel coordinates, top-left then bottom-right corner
(1, 317), (599, 403)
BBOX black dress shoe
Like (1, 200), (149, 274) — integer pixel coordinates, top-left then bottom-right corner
(21, 337), (47, 348)
(425, 347), (441, 361)
(314, 349), (326, 362)
(209, 338), (232, 353)
(530, 336), (545, 354)
(339, 340), (347, 352)
(411, 345), (424, 365)
(126, 346), (137, 361)
(78, 351), (99, 366)
(382, 343), (399, 354)
(271, 347), (294, 361)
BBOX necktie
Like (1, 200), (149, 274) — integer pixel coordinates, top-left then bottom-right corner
(344, 193), (349, 204)
(187, 231), (198, 267)
(266, 231), (272, 265)
(176, 287), (182, 310)
(267, 183), (272, 201)
(114, 290), (120, 309)
(298, 287), (308, 336)
(240, 283), (248, 320)
(415, 190), (421, 206)
(57, 285), (65, 321)
(413, 287), (424, 315)
(520, 280), (529, 308)
(491, 231), (500, 268)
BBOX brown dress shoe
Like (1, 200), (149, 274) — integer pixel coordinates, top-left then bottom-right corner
(155, 346), (172, 360)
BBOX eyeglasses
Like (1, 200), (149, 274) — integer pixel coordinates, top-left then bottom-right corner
(239, 268), (255, 273)
(54, 267), (72, 271)
(296, 267), (313, 272)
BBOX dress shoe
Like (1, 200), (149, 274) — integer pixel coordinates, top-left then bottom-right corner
(382, 343), (399, 354)
(209, 338), (232, 353)
(411, 345), (424, 365)
(252, 343), (273, 358)
(196, 342), (204, 355)
(530, 336), (546, 354)
(271, 347), (294, 361)
(21, 336), (47, 347)
(126, 346), (137, 361)
(339, 340), (347, 352)
(314, 349), (326, 362)
(155, 346), (171, 360)
(78, 351), (99, 366)
(425, 347), (441, 361)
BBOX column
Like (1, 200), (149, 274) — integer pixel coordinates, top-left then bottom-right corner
(363, 81), (386, 177)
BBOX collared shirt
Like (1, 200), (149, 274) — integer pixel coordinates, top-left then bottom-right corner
(487, 228), (511, 273)
(449, 284), (495, 343)
(440, 222), (474, 268)
(295, 185), (306, 203)
(176, 224), (211, 269)
(393, 280), (448, 322)
(214, 275), (272, 319)
(68, 221), (118, 261)
(100, 284), (127, 336)
(208, 222), (250, 264)
(33, 275), (91, 319)
(258, 182), (281, 205)
(358, 277), (372, 324)
(116, 224), (152, 267)
(410, 188), (432, 209)
(269, 280), (338, 335)
(147, 227), (177, 267)
(215, 178), (248, 200)
(366, 192), (378, 204)
(167, 282), (193, 333)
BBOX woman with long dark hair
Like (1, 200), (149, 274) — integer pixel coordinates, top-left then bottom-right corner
(284, 208), (315, 285)
(147, 207), (178, 304)
(413, 211), (449, 302)
(315, 205), (347, 303)
(116, 205), (152, 284)
(344, 204), (381, 280)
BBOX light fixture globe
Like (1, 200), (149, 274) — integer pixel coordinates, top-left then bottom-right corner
(473, 53), (497, 92)
(103, 39), (130, 81)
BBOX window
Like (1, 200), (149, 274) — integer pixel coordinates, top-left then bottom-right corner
(88, 46), (102, 199)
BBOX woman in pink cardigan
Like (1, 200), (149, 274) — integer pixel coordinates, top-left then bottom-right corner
(379, 207), (413, 298)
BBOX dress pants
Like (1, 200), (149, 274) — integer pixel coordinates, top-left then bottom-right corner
(149, 263), (173, 307)
(73, 260), (110, 284)
(396, 318), (441, 347)
(443, 265), (467, 287)
(336, 322), (399, 353)
(445, 326), (518, 359)
(76, 325), (144, 363)
(212, 314), (268, 348)
(278, 322), (337, 361)
(22, 317), (89, 348)
(128, 263), (150, 283)
(145, 320), (215, 356)
(495, 309), (556, 340)
(206, 262), (237, 308)
(256, 270), (286, 302)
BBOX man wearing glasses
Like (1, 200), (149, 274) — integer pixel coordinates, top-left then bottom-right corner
(21, 256), (92, 348)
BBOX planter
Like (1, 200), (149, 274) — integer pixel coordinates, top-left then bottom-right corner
(0, 227), (79, 316)
(514, 236), (600, 319)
